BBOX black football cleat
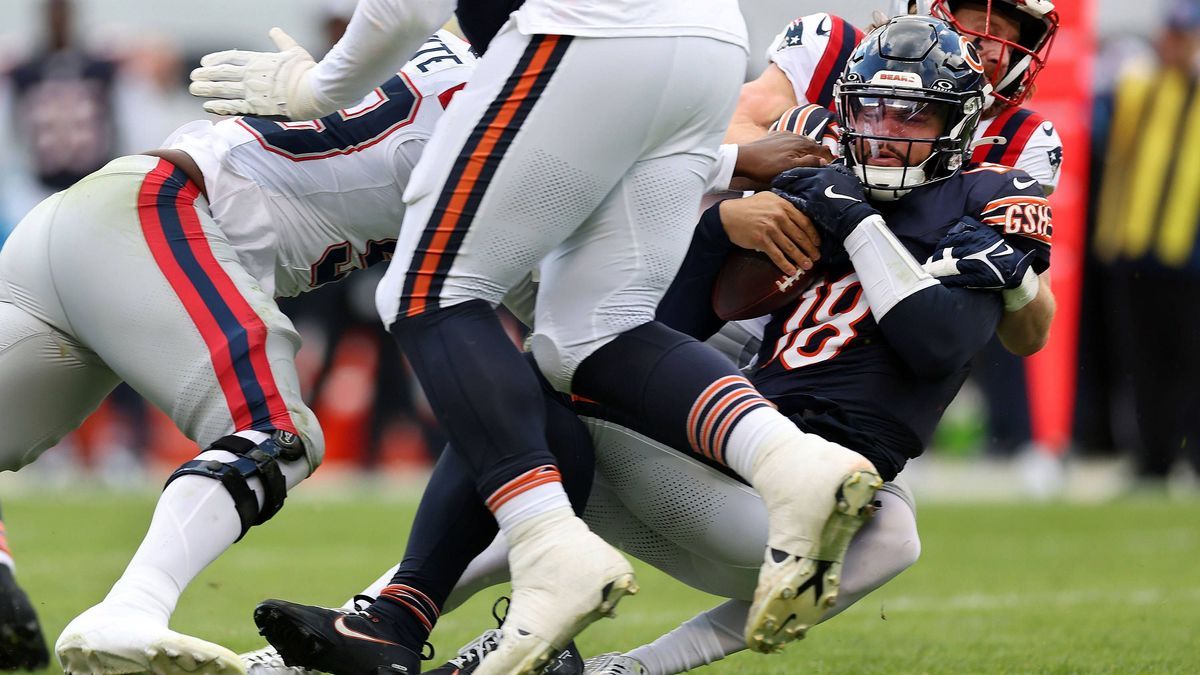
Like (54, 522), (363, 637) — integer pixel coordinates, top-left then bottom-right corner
(254, 599), (424, 675)
(0, 565), (49, 671)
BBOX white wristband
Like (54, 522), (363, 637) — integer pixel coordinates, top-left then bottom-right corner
(844, 214), (940, 320)
(704, 144), (739, 194)
(1001, 267), (1040, 312)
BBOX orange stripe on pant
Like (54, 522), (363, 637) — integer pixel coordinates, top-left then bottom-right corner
(405, 35), (567, 317)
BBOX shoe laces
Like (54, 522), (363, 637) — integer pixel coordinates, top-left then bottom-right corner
(490, 595), (510, 627)
(447, 628), (501, 668)
(242, 646), (316, 675)
(583, 653), (645, 675)
(351, 594), (376, 612)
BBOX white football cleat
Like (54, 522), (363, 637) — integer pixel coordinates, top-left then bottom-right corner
(583, 652), (647, 675)
(239, 646), (318, 675)
(744, 430), (882, 653)
(474, 509), (637, 675)
(56, 604), (245, 675)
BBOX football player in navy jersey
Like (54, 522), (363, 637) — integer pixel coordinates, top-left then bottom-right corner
(242, 15), (1053, 675)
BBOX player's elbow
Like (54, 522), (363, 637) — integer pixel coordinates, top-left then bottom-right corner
(1001, 326), (1049, 357)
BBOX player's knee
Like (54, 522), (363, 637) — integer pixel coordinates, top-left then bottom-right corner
(872, 519), (922, 580)
(529, 331), (622, 393)
(164, 430), (310, 541)
(288, 406), (325, 471)
(529, 333), (574, 392)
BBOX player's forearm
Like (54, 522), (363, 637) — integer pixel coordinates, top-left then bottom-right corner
(845, 215), (1001, 378)
(656, 205), (733, 341)
(308, 0), (455, 115)
(997, 274), (1055, 356)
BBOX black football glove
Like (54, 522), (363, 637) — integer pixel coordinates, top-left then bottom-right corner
(923, 218), (1036, 291)
(771, 164), (881, 244)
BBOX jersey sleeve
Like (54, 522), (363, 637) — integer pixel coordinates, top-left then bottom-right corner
(771, 103), (842, 156)
(309, 0), (456, 113)
(765, 13), (863, 109)
(1012, 119), (1063, 193)
(971, 107), (1063, 194)
(971, 167), (1053, 272)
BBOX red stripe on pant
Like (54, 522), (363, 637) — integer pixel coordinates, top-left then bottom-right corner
(137, 159), (296, 434)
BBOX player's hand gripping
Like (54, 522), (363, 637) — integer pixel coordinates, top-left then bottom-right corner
(720, 192), (822, 276)
(923, 218), (1037, 292)
(731, 131), (833, 191)
(189, 28), (326, 120)
(771, 164), (880, 244)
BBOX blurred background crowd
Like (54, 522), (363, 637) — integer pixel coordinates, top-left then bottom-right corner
(1, 0), (1198, 498)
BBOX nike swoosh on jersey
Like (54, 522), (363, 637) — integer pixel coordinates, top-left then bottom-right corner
(333, 616), (401, 646)
(1012, 177), (1038, 190)
(816, 16), (831, 36)
(824, 185), (861, 201)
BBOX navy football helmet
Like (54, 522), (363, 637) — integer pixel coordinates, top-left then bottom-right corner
(836, 15), (987, 200)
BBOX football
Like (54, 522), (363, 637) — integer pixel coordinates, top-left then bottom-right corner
(711, 247), (817, 321)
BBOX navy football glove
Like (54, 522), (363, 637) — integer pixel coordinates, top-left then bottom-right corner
(923, 218), (1036, 291)
(771, 164), (881, 243)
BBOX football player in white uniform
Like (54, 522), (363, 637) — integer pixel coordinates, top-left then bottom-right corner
(0, 31), (476, 675)
(193, 3), (897, 674)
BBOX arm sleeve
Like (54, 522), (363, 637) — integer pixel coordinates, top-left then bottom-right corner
(307, 0), (456, 113)
(656, 204), (734, 341)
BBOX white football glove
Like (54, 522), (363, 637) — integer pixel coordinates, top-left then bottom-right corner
(189, 28), (328, 120)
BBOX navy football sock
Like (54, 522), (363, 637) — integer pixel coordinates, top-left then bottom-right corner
(390, 299), (558, 497)
(369, 384), (595, 646)
(572, 321), (771, 465)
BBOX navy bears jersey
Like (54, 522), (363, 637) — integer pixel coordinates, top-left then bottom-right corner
(659, 163), (1051, 480)
(752, 164), (1051, 477)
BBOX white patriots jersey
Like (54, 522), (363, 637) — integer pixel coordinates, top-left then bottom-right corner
(164, 31), (476, 298)
(766, 13), (863, 110)
(514, 0), (747, 49)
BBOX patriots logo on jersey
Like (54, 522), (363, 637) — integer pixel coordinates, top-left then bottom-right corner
(1047, 145), (1063, 173)
(778, 19), (805, 49)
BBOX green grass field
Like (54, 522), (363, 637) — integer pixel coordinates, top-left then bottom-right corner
(6, 487), (1200, 674)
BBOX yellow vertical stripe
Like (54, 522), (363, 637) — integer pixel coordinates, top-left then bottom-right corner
(1095, 72), (1152, 262)
(1156, 88), (1200, 267)
(1121, 70), (1188, 259)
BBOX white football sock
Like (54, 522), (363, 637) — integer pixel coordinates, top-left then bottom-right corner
(627, 599), (748, 675)
(721, 407), (799, 479)
(444, 535), (511, 613)
(104, 432), (309, 624)
(488, 465), (572, 534)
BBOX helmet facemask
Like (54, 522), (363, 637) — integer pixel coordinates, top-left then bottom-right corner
(930, 0), (1059, 108)
(839, 87), (983, 201)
